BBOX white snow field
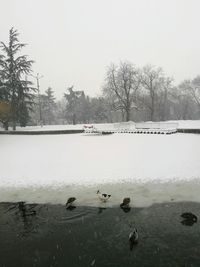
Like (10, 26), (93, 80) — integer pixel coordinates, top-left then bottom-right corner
(1, 126), (200, 207)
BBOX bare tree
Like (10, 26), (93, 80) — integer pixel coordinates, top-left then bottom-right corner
(103, 61), (140, 122)
(158, 77), (174, 120)
(173, 80), (198, 119)
(141, 65), (165, 121)
(184, 76), (200, 109)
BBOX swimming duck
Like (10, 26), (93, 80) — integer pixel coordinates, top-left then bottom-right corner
(97, 190), (111, 202)
(181, 212), (197, 222)
(129, 228), (138, 250)
(120, 197), (131, 212)
(66, 197), (76, 208)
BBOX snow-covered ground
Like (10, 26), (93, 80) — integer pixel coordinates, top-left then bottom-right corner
(0, 128), (200, 206)
(176, 120), (200, 129)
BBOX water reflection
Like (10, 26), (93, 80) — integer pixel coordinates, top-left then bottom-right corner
(98, 207), (106, 214)
(181, 219), (196, 226)
(120, 206), (131, 213)
(66, 205), (76, 211)
(18, 201), (37, 217)
(13, 202), (37, 237)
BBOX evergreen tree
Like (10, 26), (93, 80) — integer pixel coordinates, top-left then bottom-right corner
(0, 101), (11, 129)
(0, 28), (35, 130)
(64, 86), (87, 124)
(40, 88), (56, 125)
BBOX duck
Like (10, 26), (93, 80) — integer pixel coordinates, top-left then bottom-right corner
(66, 197), (76, 209)
(129, 228), (138, 250)
(120, 197), (131, 208)
(97, 190), (111, 202)
(120, 197), (131, 213)
(181, 212), (197, 222)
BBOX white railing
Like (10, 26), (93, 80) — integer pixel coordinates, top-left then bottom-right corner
(135, 122), (178, 130)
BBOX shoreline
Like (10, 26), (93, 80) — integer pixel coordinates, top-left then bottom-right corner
(1, 179), (200, 208)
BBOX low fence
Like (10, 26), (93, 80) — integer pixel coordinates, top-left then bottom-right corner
(135, 122), (178, 130)
(113, 121), (136, 130)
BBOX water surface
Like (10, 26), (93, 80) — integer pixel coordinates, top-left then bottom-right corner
(1, 201), (200, 267)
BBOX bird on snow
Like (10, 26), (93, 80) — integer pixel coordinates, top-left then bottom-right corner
(97, 190), (111, 202)
(66, 197), (76, 209)
(129, 228), (138, 250)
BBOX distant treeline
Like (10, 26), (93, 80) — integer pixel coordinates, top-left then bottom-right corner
(0, 28), (200, 130)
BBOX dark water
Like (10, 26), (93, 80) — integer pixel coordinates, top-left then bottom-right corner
(0, 201), (200, 267)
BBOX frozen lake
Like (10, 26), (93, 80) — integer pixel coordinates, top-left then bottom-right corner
(0, 132), (200, 206)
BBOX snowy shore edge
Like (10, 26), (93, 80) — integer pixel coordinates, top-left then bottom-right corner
(1, 180), (200, 207)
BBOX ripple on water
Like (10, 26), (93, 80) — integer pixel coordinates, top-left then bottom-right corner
(60, 207), (97, 223)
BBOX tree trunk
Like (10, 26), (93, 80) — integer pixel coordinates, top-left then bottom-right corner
(12, 121), (16, 130)
(121, 110), (125, 121)
(3, 121), (9, 130)
(12, 113), (16, 130)
(150, 97), (155, 121)
(150, 108), (154, 121)
(72, 113), (76, 125)
(11, 101), (17, 130)
(125, 109), (130, 122)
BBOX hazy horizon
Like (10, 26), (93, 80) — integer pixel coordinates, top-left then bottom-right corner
(1, 0), (200, 99)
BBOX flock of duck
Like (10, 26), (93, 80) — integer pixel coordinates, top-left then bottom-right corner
(12, 190), (198, 251)
(65, 190), (198, 249)
(66, 190), (138, 248)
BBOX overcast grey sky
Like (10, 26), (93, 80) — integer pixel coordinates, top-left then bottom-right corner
(0, 0), (200, 99)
